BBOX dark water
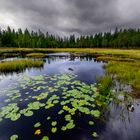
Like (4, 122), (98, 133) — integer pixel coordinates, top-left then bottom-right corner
(0, 53), (140, 140)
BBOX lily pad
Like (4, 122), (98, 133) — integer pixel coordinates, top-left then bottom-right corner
(92, 132), (98, 138)
(42, 136), (49, 140)
(91, 110), (100, 118)
(51, 121), (57, 126)
(34, 122), (41, 128)
(89, 121), (94, 125)
(51, 127), (57, 133)
(34, 129), (41, 135)
(10, 134), (18, 140)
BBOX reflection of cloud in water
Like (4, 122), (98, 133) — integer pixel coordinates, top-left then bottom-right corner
(99, 100), (140, 140)
(27, 56), (105, 84)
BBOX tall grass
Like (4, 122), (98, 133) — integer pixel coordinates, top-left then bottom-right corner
(0, 48), (140, 59)
(0, 59), (44, 73)
(105, 61), (140, 91)
(99, 76), (113, 94)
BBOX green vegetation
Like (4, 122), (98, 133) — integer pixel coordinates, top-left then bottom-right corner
(0, 47), (139, 94)
(42, 136), (49, 140)
(0, 48), (140, 60)
(0, 59), (44, 73)
(26, 53), (46, 58)
(0, 73), (114, 139)
(95, 52), (140, 95)
(1, 26), (140, 48)
(34, 122), (41, 128)
(10, 134), (18, 140)
(99, 76), (113, 94)
(105, 61), (140, 91)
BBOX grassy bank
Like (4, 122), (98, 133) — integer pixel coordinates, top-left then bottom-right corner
(0, 59), (44, 73)
(104, 61), (140, 91)
(0, 48), (140, 60)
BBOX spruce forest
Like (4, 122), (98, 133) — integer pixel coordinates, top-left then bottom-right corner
(1, 26), (140, 48)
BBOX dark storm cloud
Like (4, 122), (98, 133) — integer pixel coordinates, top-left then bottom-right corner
(0, 0), (140, 36)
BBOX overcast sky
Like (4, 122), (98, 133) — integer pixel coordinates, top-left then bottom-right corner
(0, 0), (140, 36)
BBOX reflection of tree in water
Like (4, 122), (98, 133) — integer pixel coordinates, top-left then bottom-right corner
(46, 55), (103, 64)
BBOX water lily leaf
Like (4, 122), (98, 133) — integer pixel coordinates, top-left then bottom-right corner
(61, 126), (67, 131)
(47, 116), (51, 120)
(66, 121), (75, 129)
(42, 136), (49, 140)
(10, 134), (18, 140)
(51, 127), (57, 133)
(58, 110), (64, 115)
(51, 121), (57, 126)
(23, 110), (33, 117)
(11, 113), (21, 121)
(34, 122), (41, 128)
(34, 129), (41, 135)
(92, 132), (98, 138)
(89, 121), (94, 125)
(91, 110), (100, 118)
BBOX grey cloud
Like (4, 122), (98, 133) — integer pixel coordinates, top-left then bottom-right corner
(0, 0), (140, 36)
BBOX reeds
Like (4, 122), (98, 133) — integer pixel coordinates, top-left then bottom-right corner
(0, 59), (44, 73)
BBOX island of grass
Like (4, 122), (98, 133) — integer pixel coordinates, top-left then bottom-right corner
(26, 53), (47, 58)
(0, 59), (44, 73)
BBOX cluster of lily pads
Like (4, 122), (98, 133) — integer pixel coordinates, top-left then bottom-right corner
(0, 73), (114, 140)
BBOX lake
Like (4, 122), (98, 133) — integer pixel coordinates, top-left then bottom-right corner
(0, 53), (139, 140)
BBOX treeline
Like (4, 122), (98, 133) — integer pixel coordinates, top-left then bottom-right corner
(0, 26), (140, 48)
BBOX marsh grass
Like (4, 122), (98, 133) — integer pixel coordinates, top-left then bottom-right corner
(105, 61), (140, 91)
(99, 76), (113, 94)
(26, 53), (46, 58)
(0, 48), (140, 61)
(0, 59), (44, 73)
(96, 56), (135, 62)
(0, 48), (140, 58)
(1, 53), (20, 58)
(1, 48), (140, 93)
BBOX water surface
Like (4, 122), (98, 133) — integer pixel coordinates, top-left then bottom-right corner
(0, 53), (139, 140)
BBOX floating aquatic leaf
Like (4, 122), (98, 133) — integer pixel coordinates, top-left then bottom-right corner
(89, 121), (94, 125)
(58, 110), (64, 115)
(51, 127), (57, 133)
(51, 121), (57, 126)
(10, 134), (18, 140)
(92, 132), (98, 138)
(42, 136), (49, 140)
(91, 110), (100, 118)
(11, 113), (21, 121)
(53, 100), (59, 104)
(61, 126), (67, 131)
(34, 129), (41, 135)
(47, 116), (51, 120)
(66, 121), (75, 129)
(65, 114), (72, 121)
(23, 110), (33, 117)
(34, 122), (41, 128)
